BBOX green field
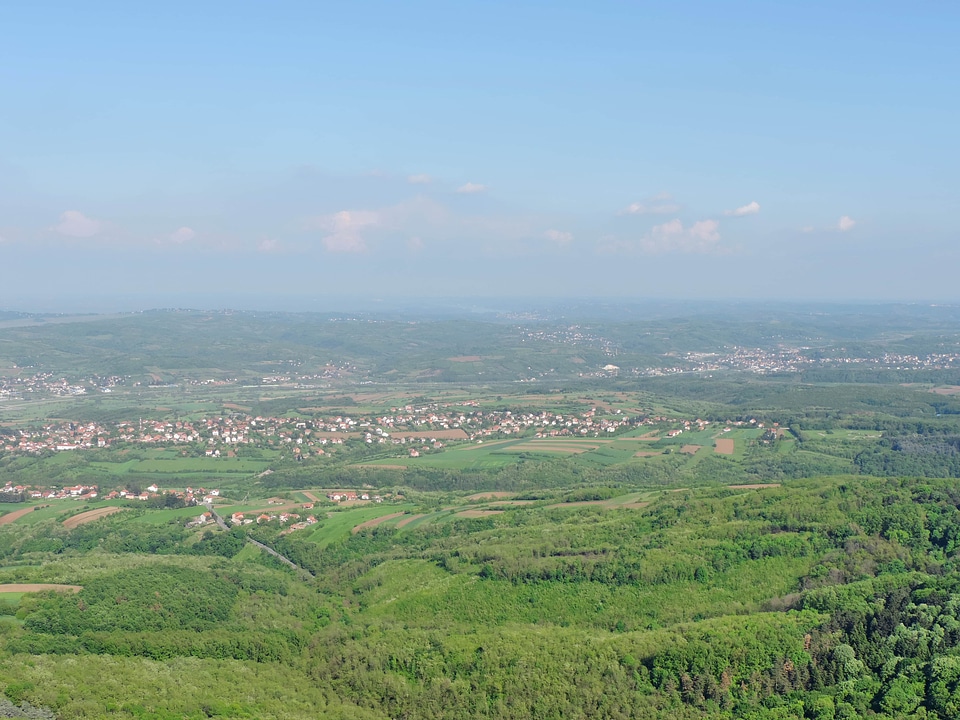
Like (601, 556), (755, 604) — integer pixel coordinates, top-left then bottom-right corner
(303, 503), (418, 545)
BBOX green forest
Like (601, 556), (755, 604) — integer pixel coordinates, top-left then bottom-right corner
(1, 477), (960, 718)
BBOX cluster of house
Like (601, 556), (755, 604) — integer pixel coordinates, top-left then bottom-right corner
(325, 491), (382, 503)
(0, 371), (124, 400)
(1, 395), (775, 465)
(4, 482), (99, 501)
(101, 485), (220, 504)
(228, 508), (318, 528)
(640, 347), (960, 377)
(2, 402), (646, 457)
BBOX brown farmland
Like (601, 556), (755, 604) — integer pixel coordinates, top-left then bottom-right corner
(352, 512), (406, 534)
(394, 514), (426, 529)
(63, 507), (126, 528)
(467, 492), (515, 500)
(455, 509), (504, 518)
(714, 438), (735, 455)
(0, 583), (82, 593)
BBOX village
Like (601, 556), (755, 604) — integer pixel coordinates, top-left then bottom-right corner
(0, 481), (223, 505)
(0, 401), (646, 457)
(0, 393), (782, 467)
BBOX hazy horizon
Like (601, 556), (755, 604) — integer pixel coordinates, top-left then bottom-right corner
(3, 294), (960, 318)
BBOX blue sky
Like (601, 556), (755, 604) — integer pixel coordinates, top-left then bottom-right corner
(1, 1), (958, 309)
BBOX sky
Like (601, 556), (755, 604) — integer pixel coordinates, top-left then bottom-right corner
(1, 1), (958, 310)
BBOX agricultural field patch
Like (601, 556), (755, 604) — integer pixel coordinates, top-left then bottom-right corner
(501, 442), (597, 454)
(714, 438), (735, 455)
(63, 506), (126, 528)
(351, 512), (407, 534)
(305, 503), (417, 546)
(0, 583), (82, 593)
(0, 505), (46, 525)
(454, 509), (504, 518)
(394, 513), (426, 529)
(466, 492), (515, 501)
(129, 505), (216, 524)
(5, 503), (90, 526)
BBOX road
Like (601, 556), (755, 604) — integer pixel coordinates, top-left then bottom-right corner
(208, 505), (313, 577)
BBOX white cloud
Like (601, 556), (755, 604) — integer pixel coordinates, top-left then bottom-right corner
(408, 174), (432, 184)
(301, 194), (538, 256)
(637, 218), (722, 254)
(724, 201), (760, 217)
(318, 210), (379, 253)
(456, 182), (487, 194)
(407, 236), (424, 252)
(838, 215), (856, 231)
(621, 193), (681, 216)
(168, 226), (196, 244)
(257, 238), (280, 253)
(54, 210), (101, 238)
(544, 229), (573, 245)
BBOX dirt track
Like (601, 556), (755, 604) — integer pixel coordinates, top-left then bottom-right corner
(0, 505), (46, 526)
(727, 483), (781, 490)
(63, 506), (125, 528)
